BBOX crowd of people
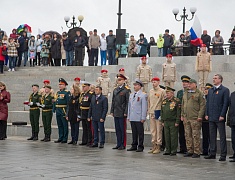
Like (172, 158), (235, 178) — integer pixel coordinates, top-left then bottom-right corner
(1, 27), (235, 74)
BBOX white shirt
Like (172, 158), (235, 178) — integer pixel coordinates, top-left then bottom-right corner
(100, 37), (107, 51)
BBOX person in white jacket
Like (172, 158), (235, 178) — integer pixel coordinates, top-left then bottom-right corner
(35, 34), (43, 66)
(100, 33), (107, 66)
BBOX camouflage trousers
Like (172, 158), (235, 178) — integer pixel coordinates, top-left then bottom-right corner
(183, 119), (202, 154)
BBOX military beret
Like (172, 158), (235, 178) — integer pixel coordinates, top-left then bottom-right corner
(189, 79), (197, 84)
(141, 56), (147, 61)
(159, 85), (165, 89)
(119, 68), (125, 72)
(43, 79), (50, 84)
(165, 86), (175, 92)
(166, 54), (172, 58)
(181, 75), (191, 82)
(101, 69), (108, 73)
(151, 77), (160, 82)
(205, 83), (213, 89)
(117, 74), (127, 80)
(201, 44), (207, 47)
(133, 79), (143, 87)
(59, 78), (68, 86)
(32, 84), (39, 88)
(74, 77), (81, 81)
(44, 85), (52, 89)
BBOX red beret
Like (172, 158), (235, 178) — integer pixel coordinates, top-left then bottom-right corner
(74, 77), (81, 81)
(166, 54), (172, 58)
(141, 56), (147, 60)
(43, 80), (50, 84)
(101, 69), (108, 73)
(119, 68), (125, 72)
(151, 77), (160, 82)
(201, 44), (207, 47)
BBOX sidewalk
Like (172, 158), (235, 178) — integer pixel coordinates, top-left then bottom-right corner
(0, 136), (234, 180)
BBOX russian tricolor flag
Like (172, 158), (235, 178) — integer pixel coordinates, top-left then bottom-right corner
(190, 15), (203, 46)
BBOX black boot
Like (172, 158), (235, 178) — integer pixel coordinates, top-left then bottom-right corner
(44, 135), (50, 142)
(27, 133), (34, 140)
(41, 135), (46, 141)
(33, 133), (38, 141)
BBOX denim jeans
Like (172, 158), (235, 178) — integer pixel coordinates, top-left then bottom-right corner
(100, 50), (107, 66)
(23, 51), (28, 66)
(108, 49), (116, 65)
(158, 48), (163, 57)
(8, 56), (16, 69)
(66, 50), (74, 66)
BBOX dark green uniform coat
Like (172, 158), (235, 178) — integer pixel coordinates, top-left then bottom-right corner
(29, 92), (41, 134)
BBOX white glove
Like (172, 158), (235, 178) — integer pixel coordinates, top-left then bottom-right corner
(41, 104), (45, 108)
(108, 93), (111, 97)
(36, 102), (40, 106)
(28, 102), (33, 106)
(158, 116), (161, 120)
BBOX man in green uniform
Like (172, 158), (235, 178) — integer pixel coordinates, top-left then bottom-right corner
(53, 78), (70, 143)
(27, 84), (41, 141)
(40, 85), (54, 142)
(78, 82), (94, 146)
(181, 79), (206, 158)
(161, 86), (181, 156)
(176, 75), (191, 154)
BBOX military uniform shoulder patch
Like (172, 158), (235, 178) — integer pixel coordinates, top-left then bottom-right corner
(125, 86), (130, 90)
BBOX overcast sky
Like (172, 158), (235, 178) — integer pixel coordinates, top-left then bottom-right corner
(1, 0), (234, 42)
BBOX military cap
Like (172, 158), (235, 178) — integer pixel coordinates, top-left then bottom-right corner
(166, 54), (172, 58)
(165, 86), (175, 92)
(32, 84), (39, 88)
(59, 78), (68, 85)
(189, 79), (197, 84)
(43, 79), (50, 84)
(116, 74), (127, 80)
(82, 81), (91, 87)
(205, 83), (213, 89)
(119, 68), (125, 72)
(74, 77), (81, 81)
(101, 69), (108, 73)
(44, 85), (52, 89)
(133, 79), (143, 87)
(181, 75), (191, 82)
(159, 85), (165, 89)
(151, 77), (160, 82)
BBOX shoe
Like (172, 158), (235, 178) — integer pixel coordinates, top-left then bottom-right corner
(73, 141), (77, 145)
(170, 153), (176, 156)
(8, 69), (11, 72)
(33, 136), (38, 141)
(41, 137), (46, 141)
(99, 144), (104, 148)
(204, 154), (216, 159)
(163, 152), (170, 155)
(12, 68), (15, 71)
(112, 146), (119, 149)
(79, 143), (87, 146)
(0, 137), (5, 140)
(136, 149), (143, 152)
(127, 147), (137, 151)
(61, 141), (67, 143)
(118, 146), (125, 150)
(192, 154), (200, 158)
(219, 156), (226, 161)
(54, 140), (62, 143)
(184, 153), (193, 157)
(229, 159), (235, 162)
(27, 136), (34, 140)
(90, 144), (98, 147)
(68, 141), (73, 144)
(200, 152), (208, 156)
(177, 150), (187, 154)
(229, 155), (235, 159)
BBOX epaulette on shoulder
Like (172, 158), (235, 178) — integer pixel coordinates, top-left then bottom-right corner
(125, 86), (130, 90)
(65, 90), (69, 92)
(89, 91), (93, 94)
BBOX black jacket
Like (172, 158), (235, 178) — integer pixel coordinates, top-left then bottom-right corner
(111, 85), (130, 117)
(163, 34), (173, 47)
(74, 35), (86, 49)
(78, 90), (94, 119)
(180, 36), (191, 47)
(227, 92), (235, 126)
(51, 39), (61, 59)
(18, 36), (29, 52)
(201, 34), (211, 48)
(67, 95), (79, 123)
(88, 94), (108, 121)
(106, 35), (116, 49)
(63, 38), (73, 51)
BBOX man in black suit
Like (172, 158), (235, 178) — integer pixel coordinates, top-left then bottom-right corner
(88, 86), (108, 148)
(205, 74), (230, 161)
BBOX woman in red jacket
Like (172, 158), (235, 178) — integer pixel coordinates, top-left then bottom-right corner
(0, 40), (7, 74)
(0, 81), (11, 140)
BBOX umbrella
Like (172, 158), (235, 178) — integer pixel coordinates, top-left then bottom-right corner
(68, 27), (87, 42)
(17, 24), (32, 34)
(43, 31), (61, 39)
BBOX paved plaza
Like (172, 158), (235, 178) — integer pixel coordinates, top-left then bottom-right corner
(0, 136), (234, 180)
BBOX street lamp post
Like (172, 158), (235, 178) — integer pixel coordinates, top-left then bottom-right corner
(117, 0), (122, 29)
(172, 7), (197, 33)
(64, 15), (84, 29)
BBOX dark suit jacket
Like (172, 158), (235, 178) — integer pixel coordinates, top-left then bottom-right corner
(206, 85), (230, 122)
(227, 92), (235, 126)
(88, 94), (108, 121)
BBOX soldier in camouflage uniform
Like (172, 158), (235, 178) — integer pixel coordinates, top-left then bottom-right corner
(96, 69), (112, 97)
(161, 86), (181, 156)
(181, 79), (206, 158)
